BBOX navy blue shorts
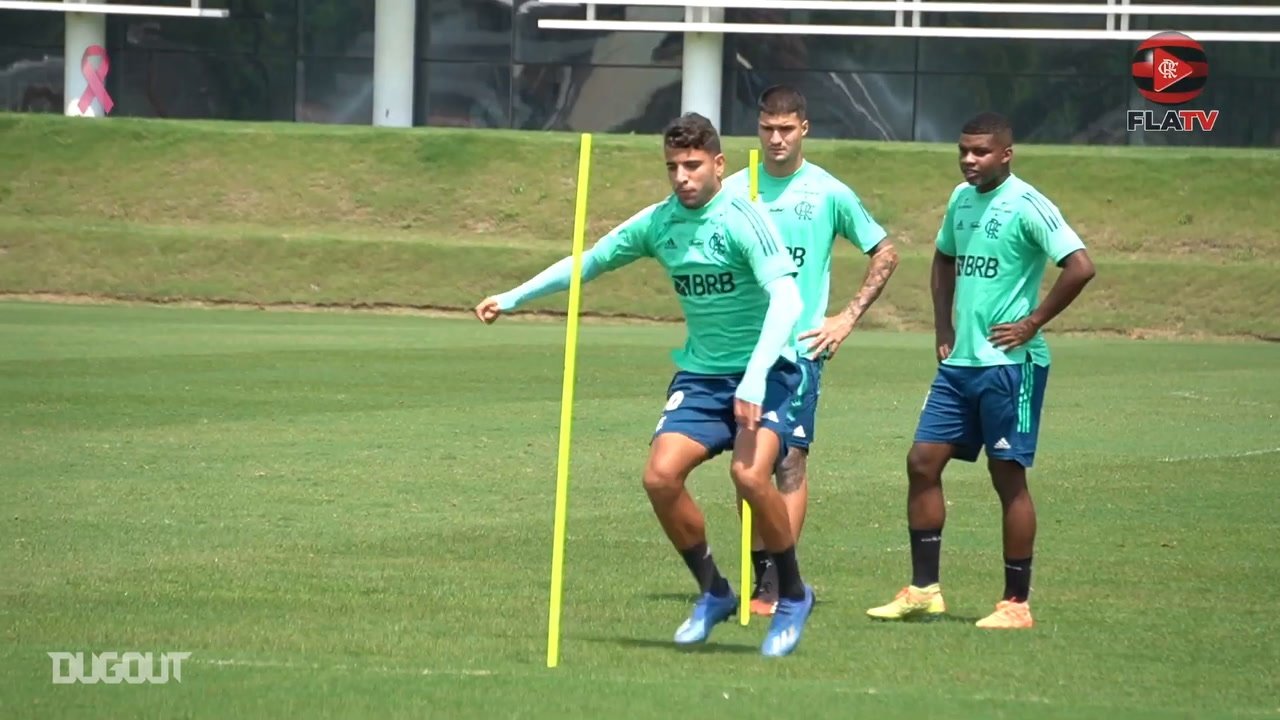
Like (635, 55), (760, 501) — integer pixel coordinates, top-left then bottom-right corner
(653, 359), (802, 457)
(913, 360), (1050, 468)
(785, 356), (823, 451)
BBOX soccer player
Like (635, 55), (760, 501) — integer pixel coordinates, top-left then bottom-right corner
(473, 113), (816, 657)
(866, 111), (1095, 629)
(722, 85), (899, 616)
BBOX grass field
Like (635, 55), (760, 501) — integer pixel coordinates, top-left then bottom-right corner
(3, 301), (1277, 719)
(2, 114), (1278, 337)
(1, 109), (1276, 716)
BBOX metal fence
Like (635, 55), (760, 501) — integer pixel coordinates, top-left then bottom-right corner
(1, 0), (1276, 145)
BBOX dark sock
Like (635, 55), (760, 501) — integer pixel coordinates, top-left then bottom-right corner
(680, 542), (731, 597)
(1003, 556), (1032, 602)
(751, 550), (771, 588)
(909, 528), (943, 587)
(771, 546), (805, 601)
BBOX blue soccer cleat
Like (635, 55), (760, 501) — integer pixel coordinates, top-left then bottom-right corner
(673, 590), (738, 645)
(761, 584), (815, 657)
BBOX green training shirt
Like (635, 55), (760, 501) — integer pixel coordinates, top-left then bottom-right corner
(591, 188), (798, 374)
(724, 161), (886, 346)
(935, 174), (1086, 367)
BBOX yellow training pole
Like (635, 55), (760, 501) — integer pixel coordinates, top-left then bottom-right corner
(547, 132), (593, 668)
(739, 147), (760, 627)
(739, 498), (752, 627)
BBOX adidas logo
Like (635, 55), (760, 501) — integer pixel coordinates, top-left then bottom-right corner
(792, 426), (807, 438)
(663, 238), (677, 249)
(762, 411), (780, 423)
(993, 437), (1012, 450)
(767, 626), (798, 653)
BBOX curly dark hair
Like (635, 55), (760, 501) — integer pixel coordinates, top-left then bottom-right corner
(663, 112), (722, 154)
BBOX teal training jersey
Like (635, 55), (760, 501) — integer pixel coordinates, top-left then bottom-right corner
(935, 174), (1086, 368)
(723, 161), (886, 345)
(590, 188), (798, 375)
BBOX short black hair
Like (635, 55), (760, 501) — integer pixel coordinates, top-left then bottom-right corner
(757, 85), (807, 119)
(663, 112), (722, 154)
(961, 111), (1013, 145)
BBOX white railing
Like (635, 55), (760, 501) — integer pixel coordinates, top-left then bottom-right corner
(0, 1), (229, 18)
(534, 0), (1280, 42)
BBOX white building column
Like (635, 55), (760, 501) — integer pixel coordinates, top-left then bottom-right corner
(64, 0), (107, 117)
(372, 0), (416, 127)
(680, 7), (725, 131)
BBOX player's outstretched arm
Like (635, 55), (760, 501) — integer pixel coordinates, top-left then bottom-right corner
(931, 250), (957, 361)
(799, 239), (899, 359)
(475, 203), (658, 323)
(989, 249), (1095, 351)
(735, 275), (803, 431)
(474, 250), (607, 324)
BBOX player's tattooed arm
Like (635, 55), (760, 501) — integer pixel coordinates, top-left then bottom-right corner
(839, 239), (900, 325)
(799, 239), (899, 359)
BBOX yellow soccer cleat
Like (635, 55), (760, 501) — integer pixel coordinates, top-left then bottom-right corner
(975, 600), (1034, 629)
(866, 584), (947, 620)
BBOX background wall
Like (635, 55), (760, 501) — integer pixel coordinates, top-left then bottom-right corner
(2, 0), (1277, 145)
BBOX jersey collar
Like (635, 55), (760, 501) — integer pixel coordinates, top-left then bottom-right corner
(976, 172), (1017, 197)
(762, 158), (807, 183)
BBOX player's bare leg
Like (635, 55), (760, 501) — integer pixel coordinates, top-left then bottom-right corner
(777, 447), (809, 539)
(907, 441), (950, 531)
(644, 433), (713, 550)
(989, 457), (1036, 564)
(745, 446), (808, 614)
(977, 458), (1036, 629)
(732, 428), (814, 656)
(731, 429), (794, 562)
(868, 441), (951, 620)
(646, 433), (739, 644)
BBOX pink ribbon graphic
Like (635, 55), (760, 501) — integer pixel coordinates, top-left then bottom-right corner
(77, 45), (113, 114)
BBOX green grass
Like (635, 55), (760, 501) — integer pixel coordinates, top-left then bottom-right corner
(1, 114), (1278, 337)
(2, 301), (1278, 718)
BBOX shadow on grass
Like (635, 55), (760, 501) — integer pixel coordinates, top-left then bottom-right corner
(866, 614), (984, 626)
(577, 635), (760, 656)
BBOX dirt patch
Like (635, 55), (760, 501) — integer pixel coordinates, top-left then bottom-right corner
(0, 292), (681, 325)
(3, 292), (1275, 341)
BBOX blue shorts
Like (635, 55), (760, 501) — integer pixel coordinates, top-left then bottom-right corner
(653, 359), (802, 457)
(786, 356), (823, 451)
(913, 360), (1050, 468)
